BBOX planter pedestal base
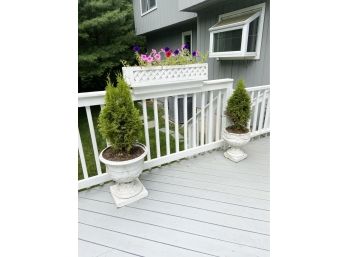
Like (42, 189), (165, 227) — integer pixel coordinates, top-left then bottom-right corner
(224, 147), (247, 162)
(110, 179), (148, 208)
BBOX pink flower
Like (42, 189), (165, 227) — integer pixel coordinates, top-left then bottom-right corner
(146, 56), (154, 63)
(154, 53), (161, 61)
(151, 49), (157, 54)
(141, 54), (148, 61)
(160, 48), (165, 53)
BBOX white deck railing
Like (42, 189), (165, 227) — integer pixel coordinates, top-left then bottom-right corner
(78, 79), (270, 190)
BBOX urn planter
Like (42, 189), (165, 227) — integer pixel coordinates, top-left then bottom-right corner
(122, 63), (208, 96)
(222, 128), (251, 162)
(99, 143), (148, 208)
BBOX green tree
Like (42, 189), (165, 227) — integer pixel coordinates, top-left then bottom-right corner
(78, 0), (144, 92)
(225, 80), (251, 132)
(98, 74), (142, 153)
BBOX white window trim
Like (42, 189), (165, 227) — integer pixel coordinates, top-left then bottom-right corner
(209, 3), (265, 60)
(182, 30), (193, 52)
(140, 0), (157, 17)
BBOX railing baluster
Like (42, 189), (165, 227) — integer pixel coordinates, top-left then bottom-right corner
(142, 100), (151, 160)
(99, 104), (108, 147)
(264, 92), (270, 130)
(200, 92), (205, 146)
(78, 130), (88, 179)
(215, 90), (222, 141)
(208, 91), (214, 143)
(153, 98), (161, 158)
(85, 106), (102, 175)
(192, 93), (197, 148)
(164, 97), (170, 155)
(184, 94), (188, 150)
(248, 91), (255, 131)
(252, 91), (261, 132)
(258, 90), (267, 130)
(174, 95), (179, 153)
(221, 91), (228, 133)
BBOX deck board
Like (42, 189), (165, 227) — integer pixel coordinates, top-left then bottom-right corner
(79, 137), (270, 257)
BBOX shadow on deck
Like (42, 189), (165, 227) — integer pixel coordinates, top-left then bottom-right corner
(79, 136), (270, 257)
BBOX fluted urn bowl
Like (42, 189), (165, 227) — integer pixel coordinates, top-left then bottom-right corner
(99, 143), (148, 207)
(222, 128), (251, 162)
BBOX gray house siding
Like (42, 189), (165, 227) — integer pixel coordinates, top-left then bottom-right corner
(197, 0), (270, 87)
(133, 0), (197, 35)
(145, 19), (197, 52)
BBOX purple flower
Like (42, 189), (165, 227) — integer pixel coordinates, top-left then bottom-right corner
(164, 47), (170, 52)
(174, 49), (180, 55)
(192, 51), (197, 57)
(133, 45), (140, 52)
(183, 43), (189, 50)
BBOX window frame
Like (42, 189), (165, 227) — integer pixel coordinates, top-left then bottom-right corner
(182, 30), (193, 52)
(140, 0), (157, 17)
(209, 3), (265, 60)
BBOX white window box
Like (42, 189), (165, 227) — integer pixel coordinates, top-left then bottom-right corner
(209, 3), (265, 60)
(122, 63), (208, 96)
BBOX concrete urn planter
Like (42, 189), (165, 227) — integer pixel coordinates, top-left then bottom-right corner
(222, 128), (251, 162)
(99, 143), (148, 207)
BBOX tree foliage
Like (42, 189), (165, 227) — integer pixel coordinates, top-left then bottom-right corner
(97, 74), (142, 153)
(79, 0), (145, 92)
(225, 80), (251, 132)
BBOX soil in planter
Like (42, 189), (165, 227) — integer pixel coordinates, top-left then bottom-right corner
(226, 125), (249, 134)
(102, 145), (145, 161)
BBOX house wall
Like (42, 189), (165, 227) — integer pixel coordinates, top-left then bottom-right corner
(197, 0), (270, 87)
(145, 19), (197, 52)
(132, 0), (197, 35)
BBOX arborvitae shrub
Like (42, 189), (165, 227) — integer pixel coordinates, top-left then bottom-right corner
(225, 80), (251, 132)
(98, 74), (142, 154)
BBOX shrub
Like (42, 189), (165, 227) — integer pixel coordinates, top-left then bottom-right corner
(225, 80), (251, 133)
(98, 74), (142, 154)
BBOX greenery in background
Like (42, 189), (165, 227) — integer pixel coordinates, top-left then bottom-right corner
(78, 102), (183, 180)
(79, 0), (145, 92)
(98, 75), (142, 153)
(225, 80), (251, 132)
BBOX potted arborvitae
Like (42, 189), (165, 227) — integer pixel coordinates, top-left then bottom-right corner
(222, 80), (252, 162)
(98, 74), (148, 207)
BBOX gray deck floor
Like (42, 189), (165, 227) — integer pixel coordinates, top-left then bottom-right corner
(79, 136), (270, 257)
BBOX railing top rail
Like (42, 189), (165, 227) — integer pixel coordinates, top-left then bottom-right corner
(246, 85), (270, 92)
(78, 79), (234, 107)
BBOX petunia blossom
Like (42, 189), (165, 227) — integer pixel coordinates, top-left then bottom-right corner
(133, 45), (140, 52)
(146, 56), (154, 63)
(165, 51), (172, 58)
(164, 47), (170, 52)
(151, 49), (157, 54)
(174, 49), (180, 55)
(192, 51), (197, 57)
(141, 54), (148, 61)
(154, 53), (161, 61)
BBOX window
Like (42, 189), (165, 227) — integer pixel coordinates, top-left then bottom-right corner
(209, 3), (265, 60)
(182, 31), (192, 52)
(141, 0), (157, 16)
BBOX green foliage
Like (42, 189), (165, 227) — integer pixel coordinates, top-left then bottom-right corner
(97, 74), (142, 153)
(79, 0), (145, 92)
(225, 80), (251, 131)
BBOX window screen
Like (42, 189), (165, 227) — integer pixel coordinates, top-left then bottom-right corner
(213, 29), (243, 52)
(141, 0), (156, 14)
(247, 17), (259, 52)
